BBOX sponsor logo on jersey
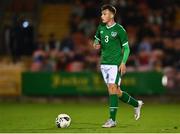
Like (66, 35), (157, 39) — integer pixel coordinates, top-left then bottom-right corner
(111, 31), (117, 37)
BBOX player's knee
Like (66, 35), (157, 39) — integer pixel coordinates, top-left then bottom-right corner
(108, 84), (117, 94)
(117, 87), (123, 97)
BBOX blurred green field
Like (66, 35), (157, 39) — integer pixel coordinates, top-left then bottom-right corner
(0, 100), (180, 133)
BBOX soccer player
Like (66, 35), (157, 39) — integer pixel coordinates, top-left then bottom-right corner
(93, 4), (144, 128)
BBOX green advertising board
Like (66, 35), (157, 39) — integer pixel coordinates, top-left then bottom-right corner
(22, 71), (166, 96)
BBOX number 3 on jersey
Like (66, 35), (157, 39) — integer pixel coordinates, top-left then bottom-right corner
(105, 35), (109, 43)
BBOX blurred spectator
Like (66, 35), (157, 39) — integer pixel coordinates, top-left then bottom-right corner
(162, 37), (175, 67)
(31, 44), (47, 72)
(83, 1), (99, 20)
(78, 18), (96, 37)
(138, 37), (152, 53)
(60, 35), (74, 53)
(69, 14), (81, 33)
(85, 47), (100, 71)
(48, 48), (59, 71)
(71, 0), (84, 17)
(173, 38), (180, 70)
(47, 33), (60, 51)
(2, 24), (12, 55)
(34, 34), (45, 50)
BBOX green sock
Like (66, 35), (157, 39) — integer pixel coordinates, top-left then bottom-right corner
(119, 91), (138, 107)
(109, 94), (118, 121)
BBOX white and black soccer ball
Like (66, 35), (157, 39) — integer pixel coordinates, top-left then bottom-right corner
(55, 114), (71, 128)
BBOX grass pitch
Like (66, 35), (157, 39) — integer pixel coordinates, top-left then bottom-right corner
(0, 100), (180, 133)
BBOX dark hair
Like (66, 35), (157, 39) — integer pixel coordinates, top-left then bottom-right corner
(101, 4), (116, 15)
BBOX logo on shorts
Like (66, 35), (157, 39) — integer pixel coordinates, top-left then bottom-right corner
(111, 31), (117, 37)
(110, 78), (114, 81)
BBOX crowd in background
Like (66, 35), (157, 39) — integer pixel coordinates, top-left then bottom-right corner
(30, 0), (180, 90)
(32, 0), (179, 71)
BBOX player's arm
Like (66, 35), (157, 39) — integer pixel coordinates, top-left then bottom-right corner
(122, 43), (130, 64)
(119, 44), (130, 75)
(93, 25), (101, 49)
(93, 39), (101, 49)
(118, 27), (130, 75)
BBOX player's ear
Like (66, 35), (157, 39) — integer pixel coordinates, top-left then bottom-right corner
(110, 14), (114, 19)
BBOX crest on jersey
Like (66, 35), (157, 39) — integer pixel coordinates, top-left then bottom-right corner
(111, 31), (117, 37)
(100, 30), (104, 34)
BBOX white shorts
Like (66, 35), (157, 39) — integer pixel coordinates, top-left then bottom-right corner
(100, 64), (121, 86)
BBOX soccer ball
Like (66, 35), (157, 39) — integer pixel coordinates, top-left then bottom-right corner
(55, 114), (71, 128)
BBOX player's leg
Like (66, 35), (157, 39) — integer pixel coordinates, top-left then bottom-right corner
(108, 84), (118, 122)
(117, 86), (143, 120)
(107, 65), (120, 123)
(117, 87), (139, 107)
(101, 65), (118, 128)
(102, 84), (118, 128)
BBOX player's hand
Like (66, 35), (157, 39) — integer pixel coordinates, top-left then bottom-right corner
(119, 63), (126, 76)
(93, 43), (101, 49)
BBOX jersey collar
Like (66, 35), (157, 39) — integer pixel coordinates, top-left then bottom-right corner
(106, 23), (116, 29)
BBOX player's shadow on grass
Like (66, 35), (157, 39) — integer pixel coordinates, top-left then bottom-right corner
(118, 124), (135, 128)
(73, 122), (135, 128)
(74, 122), (101, 126)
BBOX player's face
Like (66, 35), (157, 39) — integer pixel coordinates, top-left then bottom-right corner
(101, 9), (113, 23)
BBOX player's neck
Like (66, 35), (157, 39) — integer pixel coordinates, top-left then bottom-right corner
(106, 19), (116, 27)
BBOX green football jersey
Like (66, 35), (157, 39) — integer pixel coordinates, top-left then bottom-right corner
(94, 23), (129, 65)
